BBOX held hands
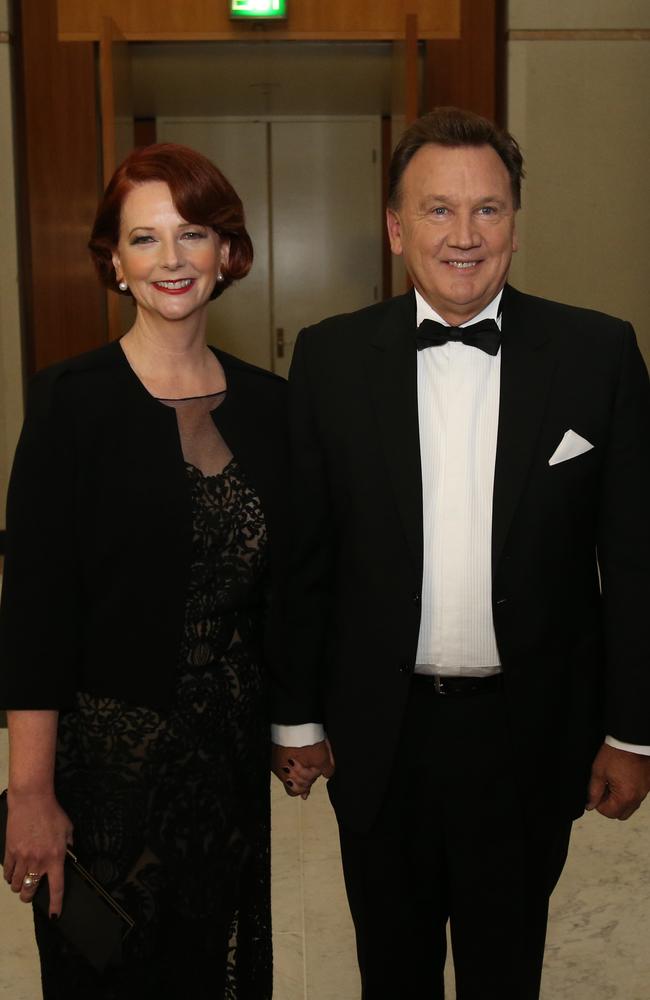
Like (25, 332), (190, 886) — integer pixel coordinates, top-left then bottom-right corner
(586, 743), (650, 821)
(3, 790), (74, 917)
(271, 739), (336, 800)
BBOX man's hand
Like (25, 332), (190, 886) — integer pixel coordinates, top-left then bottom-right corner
(586, 743), (650, 820)
(271, 740), (336, 800)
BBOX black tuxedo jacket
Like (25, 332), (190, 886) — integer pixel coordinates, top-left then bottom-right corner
(275, 285), (650, 833)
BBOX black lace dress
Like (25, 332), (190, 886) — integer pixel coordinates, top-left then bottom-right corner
(34, 393), (272, 1000)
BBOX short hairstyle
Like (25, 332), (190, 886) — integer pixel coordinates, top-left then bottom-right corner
(388, 107), (525, 210)
(89, 143), (253, 299)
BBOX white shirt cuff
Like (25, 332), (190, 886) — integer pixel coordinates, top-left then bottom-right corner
(271, 722), (326, 747)
(605, 735), (650, 756)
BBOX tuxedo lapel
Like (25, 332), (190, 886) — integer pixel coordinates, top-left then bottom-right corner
(492, 285), (559, 575)
(365, 286), (558, 582)
(367, 292), (423, 577)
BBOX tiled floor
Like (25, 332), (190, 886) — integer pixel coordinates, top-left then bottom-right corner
(1, 727), (649, 998)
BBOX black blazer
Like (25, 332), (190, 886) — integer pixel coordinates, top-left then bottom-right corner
(275, 285), (650, 832)
(0, 340), (288, 711)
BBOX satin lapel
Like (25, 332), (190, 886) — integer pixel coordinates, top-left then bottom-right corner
(367, 292), (423, 577)
(492, 285), (559, 575)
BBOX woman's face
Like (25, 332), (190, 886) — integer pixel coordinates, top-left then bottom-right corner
(111, 180), (229, 324)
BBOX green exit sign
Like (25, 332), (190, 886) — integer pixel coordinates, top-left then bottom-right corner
(230, 0), (287, 19)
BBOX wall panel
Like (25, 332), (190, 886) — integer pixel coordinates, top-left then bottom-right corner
(0, 0), (23, 531)
(16, 0), (106, 374)
(57, 0), (460, 41)
(507, 39), (650, 361)
(424, 0), (503, 123)
(509, 0), (650, 31)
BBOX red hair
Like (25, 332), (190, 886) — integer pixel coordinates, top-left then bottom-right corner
(88, 143), (253, 299)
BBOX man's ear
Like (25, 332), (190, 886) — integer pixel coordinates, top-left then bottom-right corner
(386, 208), (403, 256)
(511, 226), (519, 254)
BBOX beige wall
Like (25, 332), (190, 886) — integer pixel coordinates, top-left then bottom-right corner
(509, 1), (650, 31)
(507, 3), (650, 362)
(0, 0), (24, 532)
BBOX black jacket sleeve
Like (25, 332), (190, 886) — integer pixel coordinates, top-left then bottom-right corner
(597, 323), (650, 744)
(0, 369), (81, 709)
(271, 329), (333, 725)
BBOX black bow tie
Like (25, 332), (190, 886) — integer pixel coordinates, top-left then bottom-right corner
(416, 317), (501, 356)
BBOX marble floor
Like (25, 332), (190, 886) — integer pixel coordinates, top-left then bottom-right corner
(0, 727), (649, 999)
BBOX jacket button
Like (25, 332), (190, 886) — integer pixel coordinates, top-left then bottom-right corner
(495, 597), (509, 606)
(399, 662), (412, 675)
(412, 592), (421, 604)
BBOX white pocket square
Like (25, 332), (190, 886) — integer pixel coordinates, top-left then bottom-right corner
(549, 429), (594, 466)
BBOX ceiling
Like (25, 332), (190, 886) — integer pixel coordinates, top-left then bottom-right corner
(131, 41), (422, 118)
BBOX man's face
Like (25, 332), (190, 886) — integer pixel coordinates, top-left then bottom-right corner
(387, 143), (518, 325)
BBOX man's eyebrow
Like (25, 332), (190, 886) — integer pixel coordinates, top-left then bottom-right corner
(418, 194), (508, 207)
(417, 195), (454, 211)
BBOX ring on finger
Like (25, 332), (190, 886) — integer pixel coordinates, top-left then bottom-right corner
(22, 872), (42, 889)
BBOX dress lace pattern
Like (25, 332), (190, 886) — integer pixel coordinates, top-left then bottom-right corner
(36, 426), (272, 999)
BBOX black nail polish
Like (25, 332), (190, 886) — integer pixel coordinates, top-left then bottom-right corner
(282, 766), (290, 773)
(288, 759), (295, 766)
(286, 780), (294, 787)
(50, 914), (58, 921)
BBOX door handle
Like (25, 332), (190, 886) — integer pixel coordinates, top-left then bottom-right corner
(276, 328), (294, 359)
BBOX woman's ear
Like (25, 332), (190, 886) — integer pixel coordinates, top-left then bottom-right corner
(220, 237), (230, 271)
(112, 253), (122, 281)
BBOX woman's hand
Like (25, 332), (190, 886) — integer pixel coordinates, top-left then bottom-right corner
(4, 710), (69, 916)
(271, 739), (336, 800)
(3, 790), (73, 917)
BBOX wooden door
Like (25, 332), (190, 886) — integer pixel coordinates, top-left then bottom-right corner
(271, 118), (382, 377)
(156, 117), (382, 375)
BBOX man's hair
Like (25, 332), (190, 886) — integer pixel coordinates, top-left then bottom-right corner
(388, 107), (525, 210)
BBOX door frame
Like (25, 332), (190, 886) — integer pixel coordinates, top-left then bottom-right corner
(14, 1), (504, 375)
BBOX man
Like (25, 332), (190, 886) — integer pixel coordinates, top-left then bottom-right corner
(271, 108), (650, 999)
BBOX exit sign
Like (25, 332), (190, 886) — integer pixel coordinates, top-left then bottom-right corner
(230, 0), (287, 18)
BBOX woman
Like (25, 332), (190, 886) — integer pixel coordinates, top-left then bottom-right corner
(0, 143), (302, 998)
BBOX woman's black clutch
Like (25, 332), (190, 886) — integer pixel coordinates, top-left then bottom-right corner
(0, 789), (135, 973)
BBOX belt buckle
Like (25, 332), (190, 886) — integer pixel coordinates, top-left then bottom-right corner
(433, 675), (446, 695)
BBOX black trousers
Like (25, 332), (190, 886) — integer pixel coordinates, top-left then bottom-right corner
(337, 678), (572, 1000)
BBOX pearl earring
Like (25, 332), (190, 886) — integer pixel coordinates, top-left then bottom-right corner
(216, 272), (224, 283)
(118, 280), (128, 291)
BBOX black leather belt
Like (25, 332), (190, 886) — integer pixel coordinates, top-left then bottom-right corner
(412, 673), (504, 696)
